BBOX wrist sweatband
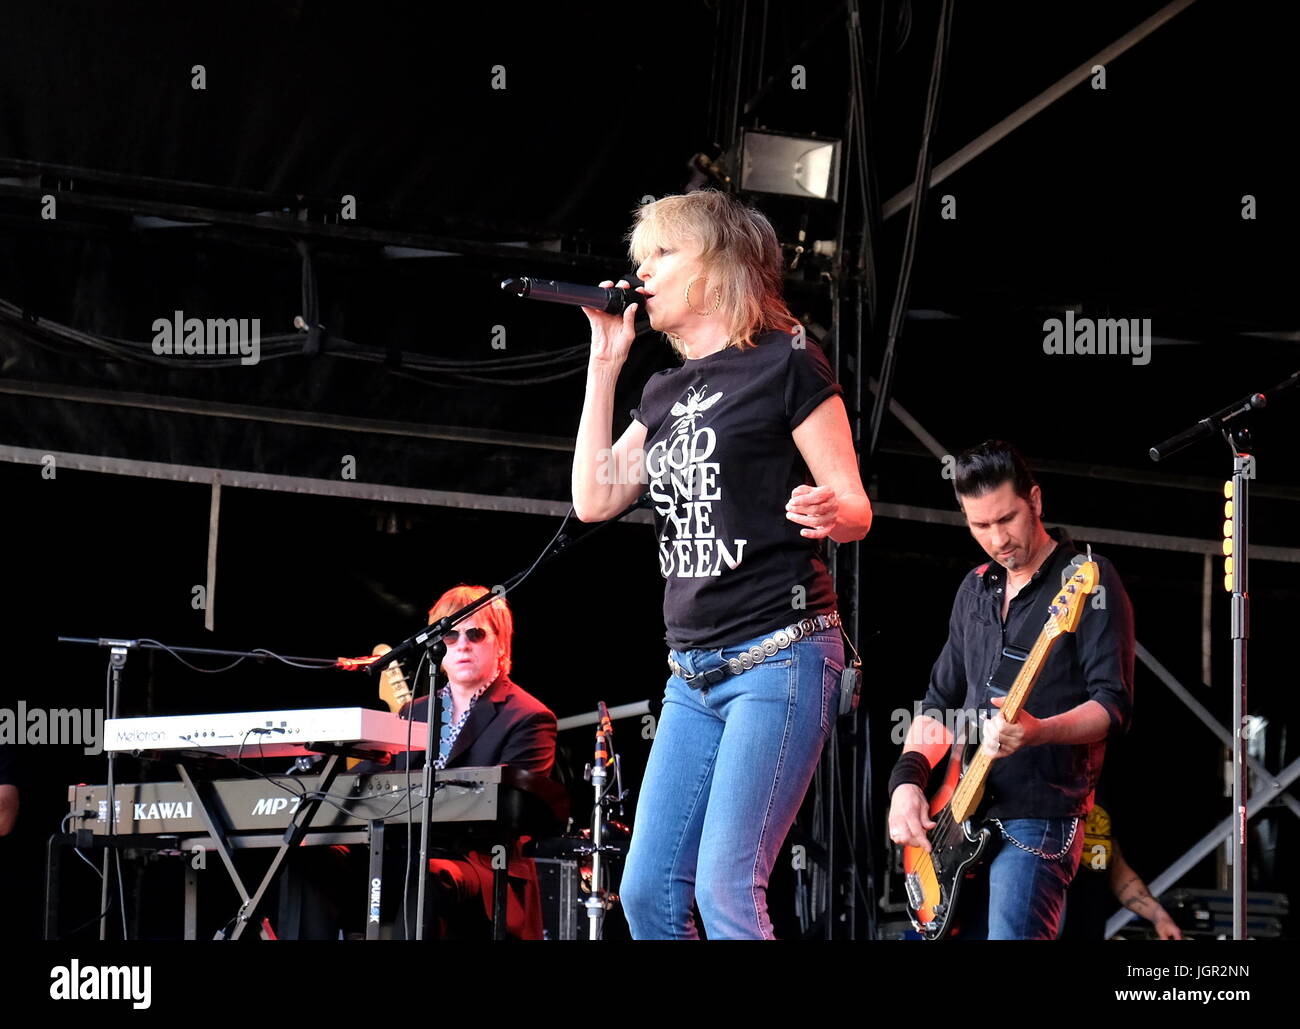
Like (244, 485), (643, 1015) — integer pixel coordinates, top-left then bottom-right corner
(888, 750), (932, 797)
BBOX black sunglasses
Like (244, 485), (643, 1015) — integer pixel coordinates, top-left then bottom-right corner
(444, 627), (489, 644)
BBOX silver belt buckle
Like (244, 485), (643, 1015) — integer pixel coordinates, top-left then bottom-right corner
(672, 612), (839, 686)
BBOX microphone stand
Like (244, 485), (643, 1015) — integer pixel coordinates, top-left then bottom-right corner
(583, 702), (627, 940)
(412, 646), (446, 941)
(101, 641), (128, 940)
(54, 637), (340, 941)
(1149, 369), (1299, 940)
(368, 493), (652, 940)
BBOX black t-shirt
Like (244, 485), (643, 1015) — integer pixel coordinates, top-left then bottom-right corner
(631, 330), (843, 651)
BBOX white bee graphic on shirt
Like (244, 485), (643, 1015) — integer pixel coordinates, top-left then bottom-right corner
(669, 385), (723, 437)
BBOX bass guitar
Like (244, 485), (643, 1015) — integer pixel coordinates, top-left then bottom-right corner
(902, 554), (1099, 939)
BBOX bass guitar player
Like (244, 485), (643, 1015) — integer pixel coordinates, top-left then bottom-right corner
(887, 441), (1135, 940)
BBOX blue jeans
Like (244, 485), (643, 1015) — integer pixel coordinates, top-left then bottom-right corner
(620, 627), (845, 940)
(961, 816), (1083, 940)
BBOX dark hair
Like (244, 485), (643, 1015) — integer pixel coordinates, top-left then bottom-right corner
(954, 440), (1037, 502)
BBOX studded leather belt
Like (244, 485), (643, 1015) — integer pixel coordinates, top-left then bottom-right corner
(668, 612), (842, 689)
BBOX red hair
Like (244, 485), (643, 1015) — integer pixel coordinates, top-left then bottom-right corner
(428, 584), (514, 676)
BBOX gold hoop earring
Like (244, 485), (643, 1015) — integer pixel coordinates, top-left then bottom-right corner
(684, 276), (721, 317)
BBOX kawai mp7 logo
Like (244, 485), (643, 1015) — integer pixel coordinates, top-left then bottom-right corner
(252, 795), (303, 817)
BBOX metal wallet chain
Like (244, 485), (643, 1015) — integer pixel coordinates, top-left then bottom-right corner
(990, 816), (1080, 861)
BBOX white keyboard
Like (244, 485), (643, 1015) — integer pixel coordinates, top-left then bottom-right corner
(103, 707), (429, 758)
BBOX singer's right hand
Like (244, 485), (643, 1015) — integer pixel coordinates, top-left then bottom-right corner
(572, 278), (648, 522)
(582, 279), (640, 366)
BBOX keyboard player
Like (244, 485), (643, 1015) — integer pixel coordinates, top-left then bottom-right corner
(351, 583), (557, 940)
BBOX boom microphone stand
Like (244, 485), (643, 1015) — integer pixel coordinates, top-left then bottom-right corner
(1150, 368), (1299, 940)
(54, 637), (342, 940)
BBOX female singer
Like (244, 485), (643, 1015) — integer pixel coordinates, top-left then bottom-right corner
(572, 190), (870, 938)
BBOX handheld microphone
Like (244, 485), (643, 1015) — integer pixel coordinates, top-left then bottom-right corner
(500, 276), (646, 314)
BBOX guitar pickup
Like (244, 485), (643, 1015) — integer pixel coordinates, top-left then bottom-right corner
(904, 872), (924, 910)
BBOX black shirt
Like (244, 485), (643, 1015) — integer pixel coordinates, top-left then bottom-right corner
(920, 528), (1135, 819)
(631, 330), (842, 651)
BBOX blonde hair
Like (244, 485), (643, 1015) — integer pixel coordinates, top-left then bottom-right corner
(428, 584), (514, 677)
(627, 191), (799, 354)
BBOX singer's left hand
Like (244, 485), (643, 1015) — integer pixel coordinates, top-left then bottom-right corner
(785, 484), (838, 539)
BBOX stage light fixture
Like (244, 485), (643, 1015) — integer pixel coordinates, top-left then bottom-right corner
(738, 129), (841, 201)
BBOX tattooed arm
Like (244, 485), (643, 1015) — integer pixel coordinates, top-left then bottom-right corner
(1110, 841), (1182, 940)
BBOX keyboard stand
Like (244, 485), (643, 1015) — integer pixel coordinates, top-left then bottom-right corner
(365, 818), (385, 941)
(227, 751), (347, 939)
(174, 762), (273, 939)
